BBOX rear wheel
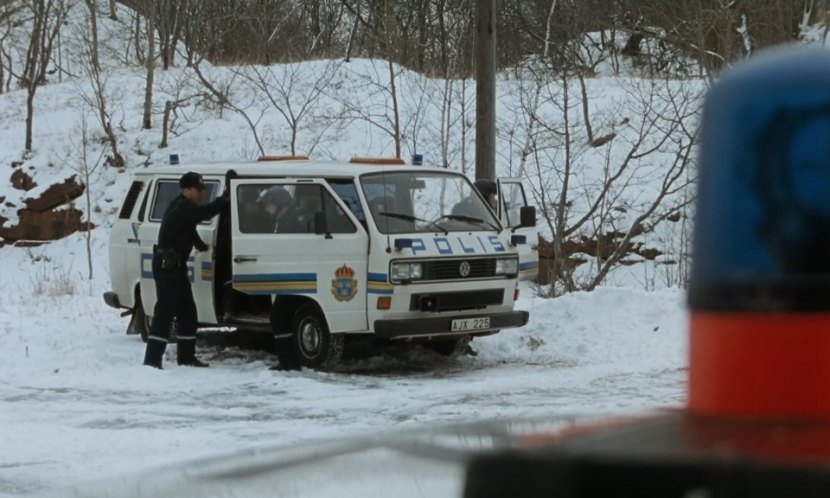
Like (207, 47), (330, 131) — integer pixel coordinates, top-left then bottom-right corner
(127, 296), (176, 343)
(127, 299), (152, 343)
(292, 303), (344, 369)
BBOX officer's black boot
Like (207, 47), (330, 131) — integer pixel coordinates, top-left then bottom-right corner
(177, 339), (209, 367)
(143, 339), (167, 369)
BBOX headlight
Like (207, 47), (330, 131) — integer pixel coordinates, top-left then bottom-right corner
(391, 262), (423, 282)
(495, 258), (519, 276)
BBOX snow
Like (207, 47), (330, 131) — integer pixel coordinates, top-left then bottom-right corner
(0, 3), (690, 496)
(0, 230), (688, 496)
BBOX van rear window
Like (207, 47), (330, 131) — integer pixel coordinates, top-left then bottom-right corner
(118, 181), (144, 220)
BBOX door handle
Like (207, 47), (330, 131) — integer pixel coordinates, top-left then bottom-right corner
(127, 239), (139, 244)
(234, 256), (258, 263)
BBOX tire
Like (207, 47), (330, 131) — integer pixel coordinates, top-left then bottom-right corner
(291, 303), (344, 369)
(427, 335), (471, 357)
(127, 299), (152, 343)
(127, 300), (176, 343)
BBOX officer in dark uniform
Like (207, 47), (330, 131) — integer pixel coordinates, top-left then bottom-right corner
(452, 179), (498, 217)
(143, 171), (228, 369)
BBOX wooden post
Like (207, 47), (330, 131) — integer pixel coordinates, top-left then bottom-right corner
(475, 0), (496, 181)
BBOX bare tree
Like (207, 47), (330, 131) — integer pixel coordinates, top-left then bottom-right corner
(236, 60), (343, 156)
(77, 4), (124, 167)
(21, 0), (70, 152)
(341, 0), (403, 157)
(83, 0), (99, 73)
(0, 1), (23, 95)
(514, 67), (702, 294)
(70, 110), (105, 290)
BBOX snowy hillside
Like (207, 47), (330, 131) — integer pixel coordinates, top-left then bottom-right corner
(0, 2), (692, 496)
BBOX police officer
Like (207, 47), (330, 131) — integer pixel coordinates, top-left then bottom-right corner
(143, 171), (228, 369)
(452, 179), (498, 218)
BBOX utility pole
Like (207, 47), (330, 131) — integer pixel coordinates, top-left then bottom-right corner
(475, 0), (496, 181)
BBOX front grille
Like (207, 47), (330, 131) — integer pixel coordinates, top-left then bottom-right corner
(411, 289), (504, 312)
(422, 258), (497, 280)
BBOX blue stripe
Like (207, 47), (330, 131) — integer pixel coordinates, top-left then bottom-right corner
(519, 262), (539, 270)
(368, 272), (388, 282)
(234, 273), (317, 282)
(202, 261), (212, 270)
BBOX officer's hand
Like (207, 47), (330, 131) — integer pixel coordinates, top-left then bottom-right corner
(194, 239), (209, 252)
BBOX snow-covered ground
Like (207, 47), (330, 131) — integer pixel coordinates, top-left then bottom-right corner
(0, 232), (688, 497)
(0, 4), (691, 496)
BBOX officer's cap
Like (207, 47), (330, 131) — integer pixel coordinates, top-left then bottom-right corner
(180, 171), (207, 190)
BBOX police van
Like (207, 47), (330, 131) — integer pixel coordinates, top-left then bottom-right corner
(103, 156), (538, 368)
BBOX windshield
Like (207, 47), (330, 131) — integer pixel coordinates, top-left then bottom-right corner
(360, 171), (500, 234)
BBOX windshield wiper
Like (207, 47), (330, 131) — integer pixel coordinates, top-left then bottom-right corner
(438, 214), (500, 232)
(378, 211), (448, 235)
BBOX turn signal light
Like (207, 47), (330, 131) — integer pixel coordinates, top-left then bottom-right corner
(377, 296), (392, 310)
(514, 289), (520, 301)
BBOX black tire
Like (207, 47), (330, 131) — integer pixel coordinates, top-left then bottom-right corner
(127, 299), (152, 343)
(128, 298), (176, 344)
(427, 335), (471, 357)
(291, 303), (344, 369)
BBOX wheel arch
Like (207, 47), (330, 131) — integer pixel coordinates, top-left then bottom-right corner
(270, 295), (329, 335)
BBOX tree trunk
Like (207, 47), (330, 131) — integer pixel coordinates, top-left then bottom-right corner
(25, 88), (35, 151)
(160, 100), (171, 148)
(109, 0), (117, 20)
(0, 39), (4, 95)
(475, 0), (496, 181)
(85, 0), (100, 74)
(143, 15), (155, 129)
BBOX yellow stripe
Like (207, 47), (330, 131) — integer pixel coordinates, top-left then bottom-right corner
(368, 281), (394, 289)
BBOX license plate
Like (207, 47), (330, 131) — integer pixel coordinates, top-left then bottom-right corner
(451, 317), (490, 332)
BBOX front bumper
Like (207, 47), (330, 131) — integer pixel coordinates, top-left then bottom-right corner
(103, 291), (122, 309)
(374, 310), (529, 339)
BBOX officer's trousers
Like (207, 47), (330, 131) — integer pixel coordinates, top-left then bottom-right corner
(143, 258), (199, 367)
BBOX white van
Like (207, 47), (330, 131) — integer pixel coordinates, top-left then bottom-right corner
(103, 156), (538, 368)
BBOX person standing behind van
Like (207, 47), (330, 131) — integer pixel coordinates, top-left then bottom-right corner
(453, 179), (498, 218)
(143, 172), (228, 369)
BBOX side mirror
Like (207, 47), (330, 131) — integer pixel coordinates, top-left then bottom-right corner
(520, 205), (537, 228)
(314, 211), (332, 239)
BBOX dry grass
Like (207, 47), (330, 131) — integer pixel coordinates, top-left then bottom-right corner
(31, 264), (76, 297)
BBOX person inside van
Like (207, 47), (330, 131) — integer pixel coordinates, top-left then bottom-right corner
(257, 186), (313, 233)
(238, 187), (272, 233)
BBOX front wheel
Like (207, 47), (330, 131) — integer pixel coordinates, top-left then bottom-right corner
(292, 303), (344, 369)
(427, 335), (471, 357)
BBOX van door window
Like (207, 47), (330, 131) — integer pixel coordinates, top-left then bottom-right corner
(149, 180), (220, 223)
(327, 179), (366, 222)
(501, 182), (528, 228)
(236, 183), (356, 234)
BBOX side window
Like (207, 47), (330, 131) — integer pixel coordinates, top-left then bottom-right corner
(501, 182), (528, 228)
(327, 179), (366, 222)
(118, 181), (144, 220)
(149, 181), (180, 222)
(236, 183), (356, 235)
(149, 179), (220, 223)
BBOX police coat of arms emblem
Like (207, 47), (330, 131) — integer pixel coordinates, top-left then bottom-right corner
(331, 264), (358, 302)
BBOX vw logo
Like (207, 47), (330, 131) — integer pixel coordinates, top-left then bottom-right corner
(459, 261), (471, 277)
